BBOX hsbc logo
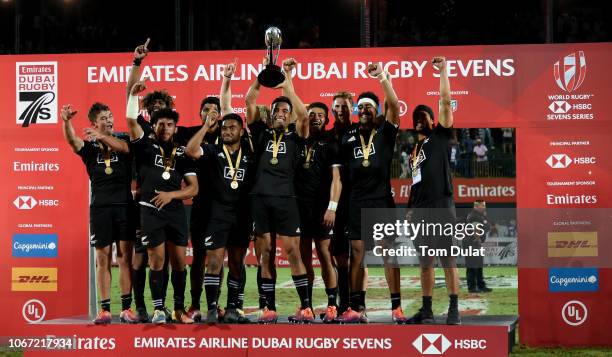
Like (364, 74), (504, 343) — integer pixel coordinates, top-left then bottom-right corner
(412, 334), (487, 355)
(13, 195), (59, 209)
(548, 101), (571, 114)
(554, 51), (586, 93)
(546, 154), (595, 168)
(413, 334), (451, 355)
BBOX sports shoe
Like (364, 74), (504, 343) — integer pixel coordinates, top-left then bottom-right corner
(391, 307), (410, 324)
(186, 305), (202, 322)
(257, 307), (278, 324)
(322, 305), (338, 323)
(119, 308), (138, 324)
(288, 307), (315, 324)
(446, 306), (462, 325)
(163, 306), (173, 322)
(152, 310), (166, 324)
(205, 309), (218, 324)
(135, 307), (150, 323)
(407, 307), (435, 324)
(217, 306), (225, 322)
(223, 308), (250, 324)
(173, 309), (195, 324)
(336, 307), (364, 324)
(478, 286), (493, 293)
(93, 310), (111, 324)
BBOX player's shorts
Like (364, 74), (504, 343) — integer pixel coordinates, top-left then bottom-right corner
(139, 203), (188, 248)
(330, 198), (350, 255)
(189, 200), (212, 253)
(348, 197), (396, 251)
(89, 204), (135, 248)
(297, 198), (331, 240)
(411, 197), (457, 261)
(196, 201), (251, 251)
(251, 195), (300, 237)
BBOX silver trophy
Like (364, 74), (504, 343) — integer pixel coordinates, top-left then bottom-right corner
(257, 27), (286, 88)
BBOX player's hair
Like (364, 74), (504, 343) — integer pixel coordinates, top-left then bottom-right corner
(413, 104), (435, 123)
(357, 91), (380, 107)
(271, 96), (293, 113)
(308, 102), (330, 125)
(150, 108), (179, 125)
(332, 91), (354, 105)
(221, 113), (244, 127)
(87, 102), (111, 123)
(199, 96), (221, 114)
(142, 90), (174, 112)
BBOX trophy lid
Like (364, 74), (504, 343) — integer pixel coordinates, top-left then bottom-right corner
(265, 27), (282, 47)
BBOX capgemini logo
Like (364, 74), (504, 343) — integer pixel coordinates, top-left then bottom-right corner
(554, 51), (586, 93)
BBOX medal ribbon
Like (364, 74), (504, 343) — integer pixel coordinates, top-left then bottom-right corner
(222, 145), (242, 186)
(100, 142), (112, 172)
(359, 129), (376, 163)
(159, 144), (178, 177)
(271, 130), (284, 162)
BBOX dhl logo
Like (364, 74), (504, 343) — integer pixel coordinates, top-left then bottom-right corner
(547, 232), (598, 257)
(11, 268), (57, 291)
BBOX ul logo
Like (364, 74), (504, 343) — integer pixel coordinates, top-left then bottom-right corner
(22, 299), (46, 323)
(562, 300), (588, 326)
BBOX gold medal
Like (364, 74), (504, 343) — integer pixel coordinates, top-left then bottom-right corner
(158, 144), (178, 182)
(230, 181), (239, 190)
(359, 129), (376, 169)
(162, 171), (171, 180)
(270, 157), (279, 165)
(223, 145), (243, 190)
(362, 159), (371, 167)
(270, 130), (284, 167)
(104, 167), (113, 175)
(302, 162), (311, 169)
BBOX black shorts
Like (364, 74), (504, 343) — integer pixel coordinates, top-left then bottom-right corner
(251, 195), (300, 237)
(89, 205), (135, 248)
(297, 198), (331, 240)
(190, 201), (212, 252)
(411, 197), (457, 258)
(197, 201), (251, 250)
(139, 204), (188, 248)
(330, 199), (350, 256)
(133, 204), (147, 254)
(348, 197), (395, 250)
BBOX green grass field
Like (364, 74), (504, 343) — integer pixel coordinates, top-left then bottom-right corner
(102, 266), (610, 357)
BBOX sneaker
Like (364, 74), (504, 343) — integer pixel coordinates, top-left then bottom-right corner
(392, 307), (409, 324)
(478, 286), (493, 293)
(322, 305), (338, 323)
(173, 309), (195, 324)
(163, 306), (173, 323)
(152, 310), (166, 324)
(186, 306), (202, 322)
(407, 307), (435, 324)
(257, 307), (278, 324)
(93, 310), (111, 324)
(119, 308), (138, 324)
(223, 308), (250, 324)
(135, 307), (150, 323)
(359, 310), (369, 324)
(468, 288), (482, 293)
(217, 306), (225, 322)
(336, 307), (364, 324)
(288, 307), (315, 324)
(446, 306), (461, 325)
(205, 309), (218, 324)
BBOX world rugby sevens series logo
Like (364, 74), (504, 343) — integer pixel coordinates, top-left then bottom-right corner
(553, 51), (586, 93)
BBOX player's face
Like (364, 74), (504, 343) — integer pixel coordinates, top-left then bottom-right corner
(414, 111), (434, 135)
(332, 98), (352, 124)
(147, 99), (167, 114)
(271, 102), (291, 130)
(93, 110), (114, 135)
(201, 103), (220, 124)
(308, 107), (326, 134)
(357, 102), (377, 125)
(475, 202), (487, 214)
(221, 119), (243, 145)
(153, 118), (177, 143)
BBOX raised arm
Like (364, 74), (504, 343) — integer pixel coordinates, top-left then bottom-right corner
(61, 105), (84, 153)
(245, 77), (261, 125)
(220, 59), (237, 115)
(433, 56), (453, 128)
(367, 63), (400, 126)
(323, 166), (343, 229)
(185, 121), (211, 159)
(84, 128), (129, 154)
(126, 81), (147, 141)
(126, 39), (149, 99)
(280, 58), (309, 138)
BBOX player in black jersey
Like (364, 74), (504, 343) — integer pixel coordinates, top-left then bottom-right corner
(127, 82), (199, 324)
(337, 64), (407, 324)
(186, 113), (253, 324)
(61, 103), (137, 324)
(245, 57), (313, 323)
(295, 102), (343, 323)
(407, 57), (461, 325)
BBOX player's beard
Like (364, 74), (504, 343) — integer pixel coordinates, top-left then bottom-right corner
(414, 118), (433, 137)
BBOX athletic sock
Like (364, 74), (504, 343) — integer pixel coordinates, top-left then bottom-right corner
(204, 273), (221, 311)
(293, 275), (311, 309)
(171, 270), (187, 311)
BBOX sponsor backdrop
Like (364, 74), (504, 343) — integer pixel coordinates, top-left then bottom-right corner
(1, 43), (611, 353)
